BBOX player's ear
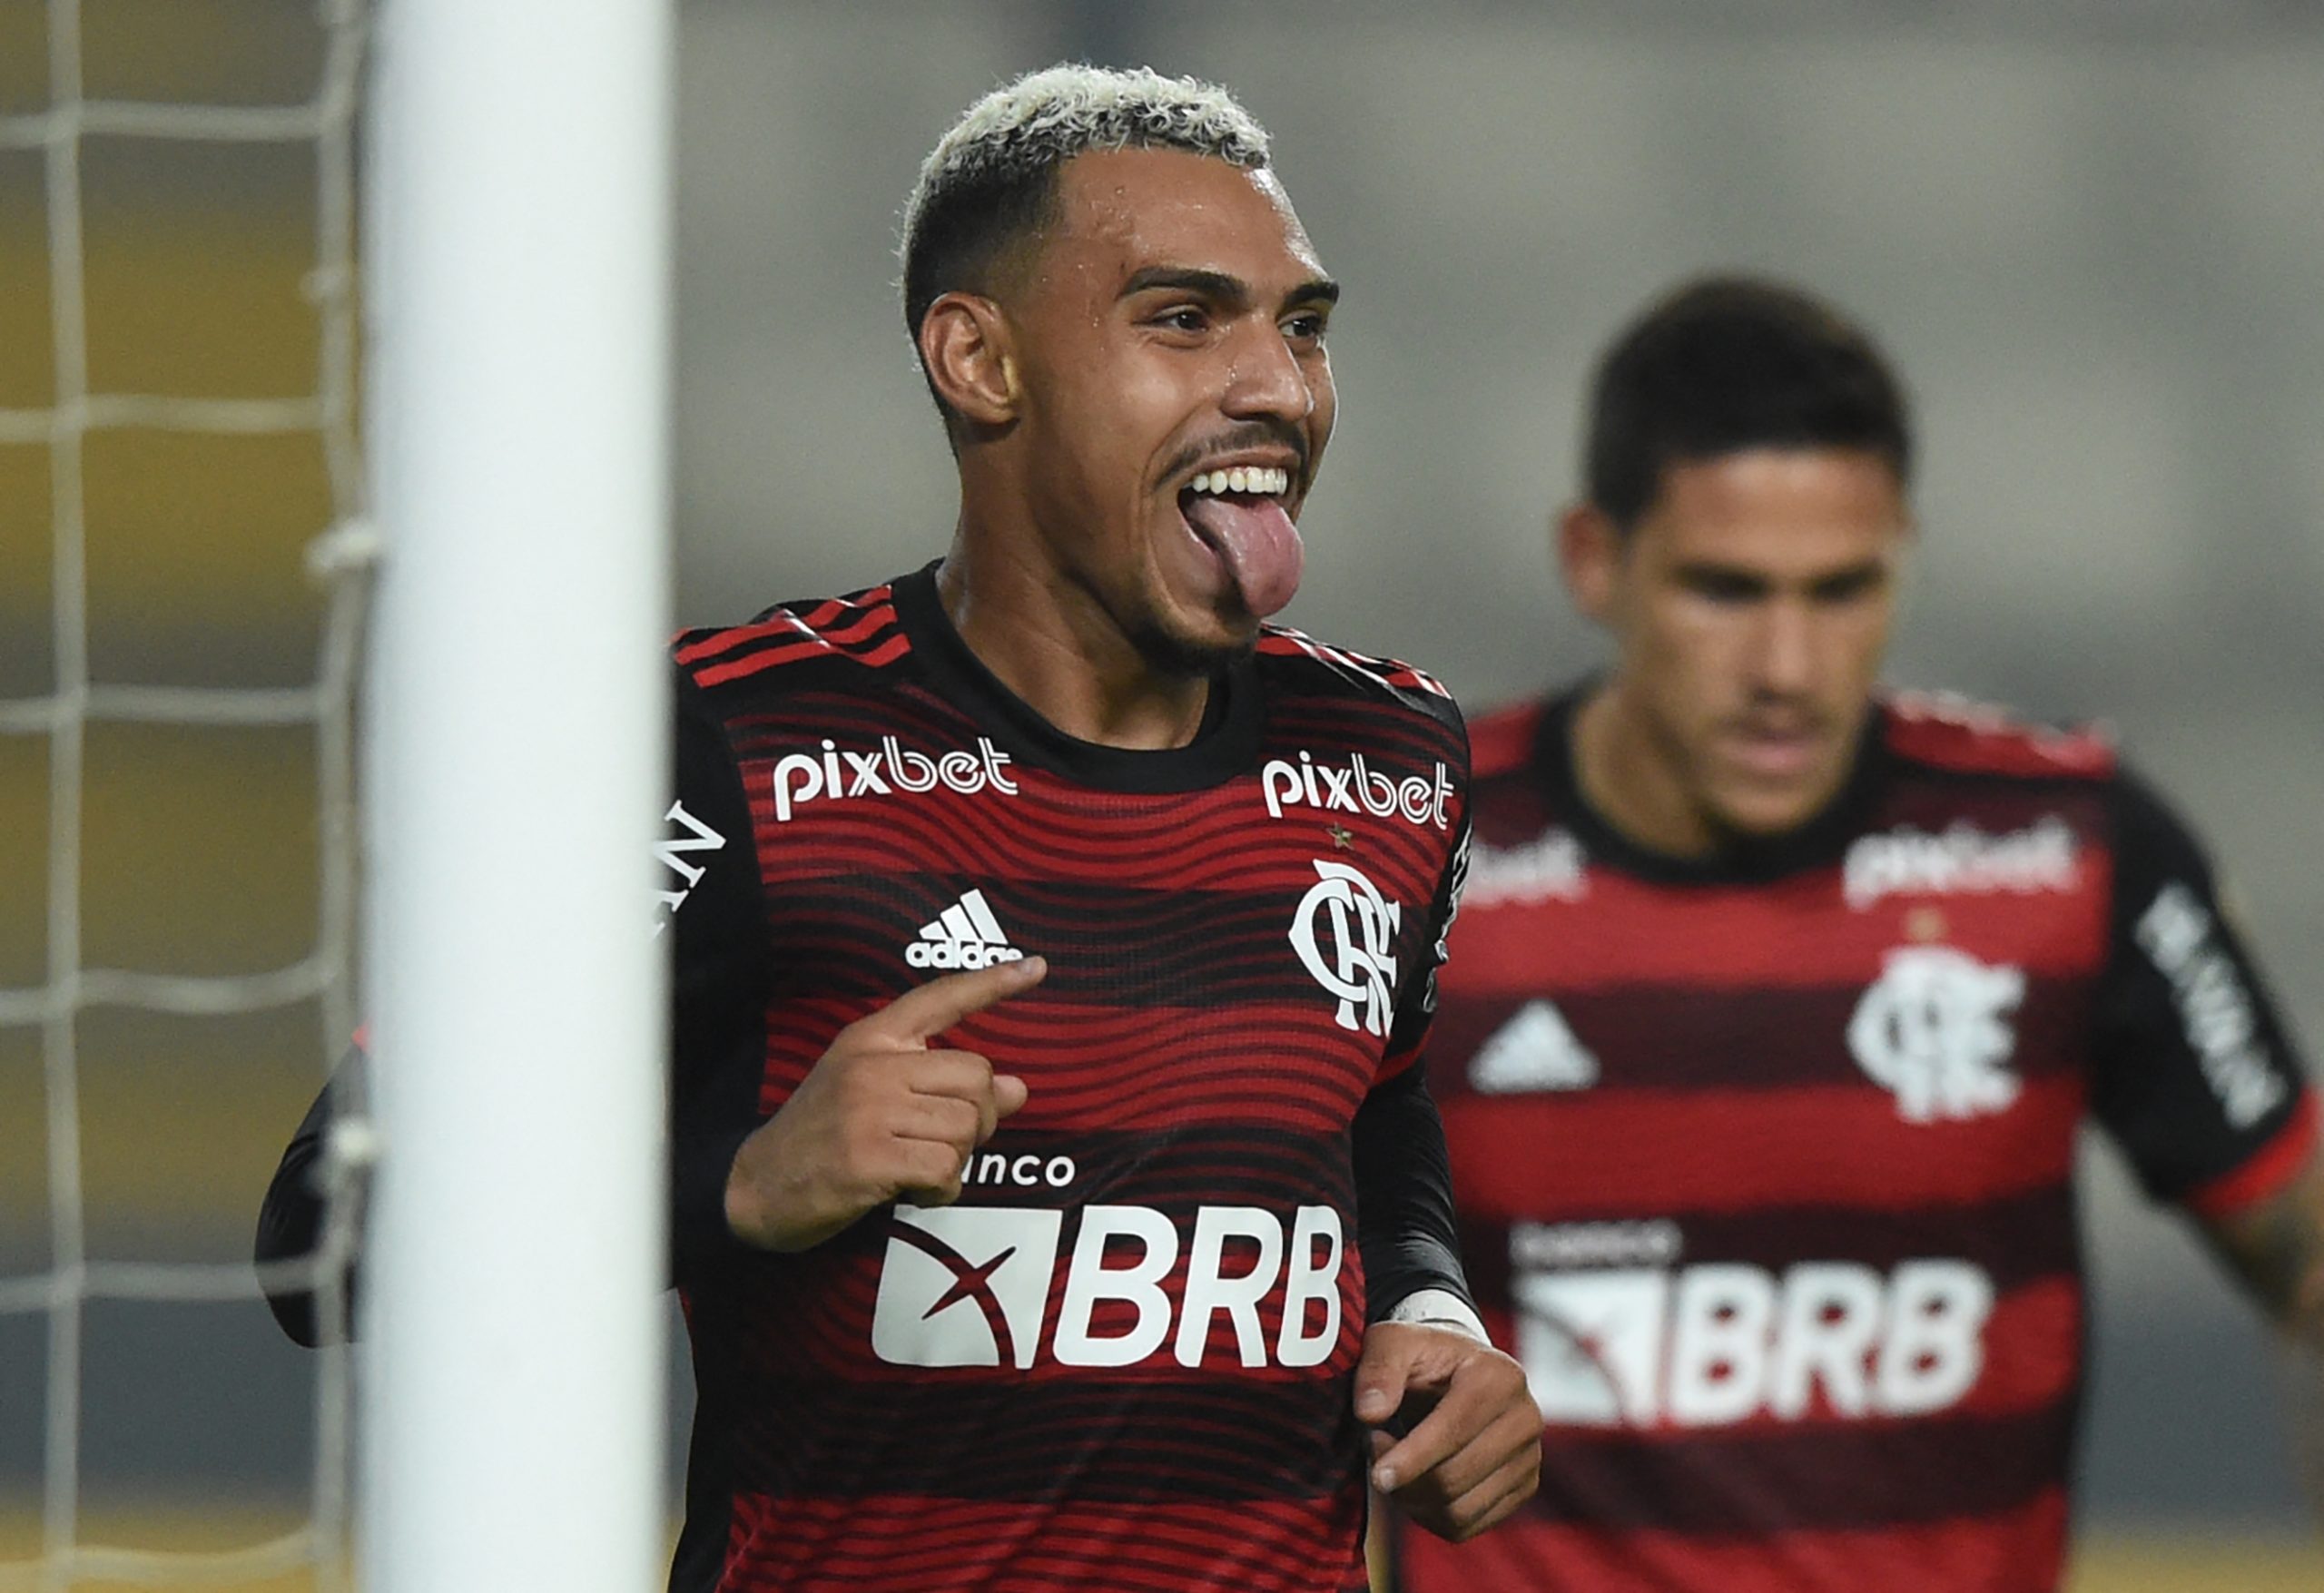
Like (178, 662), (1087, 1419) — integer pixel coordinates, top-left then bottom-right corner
(919, 292), (1020, 428)
(1559, 501), (1621, 622)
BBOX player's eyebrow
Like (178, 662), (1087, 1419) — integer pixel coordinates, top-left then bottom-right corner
(1119, 267), (1342, 315)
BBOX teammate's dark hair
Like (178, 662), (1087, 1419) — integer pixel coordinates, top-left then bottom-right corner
(1584, 276), (1912, 531)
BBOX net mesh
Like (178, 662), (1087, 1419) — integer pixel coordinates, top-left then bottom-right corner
(0, 0), (371, 1586)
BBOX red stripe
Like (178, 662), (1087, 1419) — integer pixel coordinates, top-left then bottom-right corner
(1445, 869), (2109, 990)
(822, 604), (900, 645)
(694, 622), (908, 687)
(2185, 1088), (2319, 1218)
(1443, 1076), (2085, 1214)
(725, 1492), (1365, 1592)
(1880, 696), (2113, 781)
(1397, 1486), (2068, 1593)
(1256, 630), (1444, 695)
(674, 588), (895, 666)
(1469, 700), (1545, 779)
(693, 635), (833, 685)
(675, 613), (808, 664)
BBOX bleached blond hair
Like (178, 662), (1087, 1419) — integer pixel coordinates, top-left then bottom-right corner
(899, 64), (1273, 346)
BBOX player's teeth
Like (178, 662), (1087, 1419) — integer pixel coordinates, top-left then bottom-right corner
(1187, 467), (1290, 495)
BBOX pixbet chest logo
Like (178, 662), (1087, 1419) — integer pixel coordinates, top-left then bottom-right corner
(1290, 860), (1402, 1036)
(1261, 751), (1454, 831)
(1508, 1226), (1994, 1429)
(870, 1201), (1346, 1372)
(771, 736), (1018, 821)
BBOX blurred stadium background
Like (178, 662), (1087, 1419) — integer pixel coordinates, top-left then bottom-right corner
(3, 0), (2321, 1587)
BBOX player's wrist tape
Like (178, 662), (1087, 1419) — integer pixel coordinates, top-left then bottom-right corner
(1384, 1287), (1488, 1343)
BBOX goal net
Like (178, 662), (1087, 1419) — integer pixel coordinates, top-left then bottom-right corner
(4, 0), (669, 1588)
(0, 0), (371, 1588)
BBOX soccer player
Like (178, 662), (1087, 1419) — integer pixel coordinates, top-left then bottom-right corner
(259, 66), (1540, 1592)
(1390, 274), (2320, 1593)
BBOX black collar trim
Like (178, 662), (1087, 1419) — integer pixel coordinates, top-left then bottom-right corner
(1533, 683), (1890, 887)
(891, 562), (1265, 794)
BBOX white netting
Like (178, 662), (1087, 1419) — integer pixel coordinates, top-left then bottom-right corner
(0, 0), (372, 1587)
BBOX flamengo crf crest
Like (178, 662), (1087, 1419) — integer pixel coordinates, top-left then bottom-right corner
(1847, 946), (2025, 1124)
(1290, 859), (1401, 1036)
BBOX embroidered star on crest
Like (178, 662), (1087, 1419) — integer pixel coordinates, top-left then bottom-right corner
(1326, 823), (1355, 851)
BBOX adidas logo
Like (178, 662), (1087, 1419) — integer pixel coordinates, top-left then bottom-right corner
(906, 888), (1027, 971)
(1470, 1000), (1599, 1094)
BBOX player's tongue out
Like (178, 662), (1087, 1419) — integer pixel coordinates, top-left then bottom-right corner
(1180, 477), (1305, 617)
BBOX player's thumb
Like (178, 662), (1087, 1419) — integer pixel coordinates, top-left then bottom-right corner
(991, 1072), (1029, 1120)
(1353, 1330), (1416, 1426)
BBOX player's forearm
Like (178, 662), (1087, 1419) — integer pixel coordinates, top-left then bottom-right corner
(2204, 1153), (2324, 1342)
(1351, 1065), (1475, 1321)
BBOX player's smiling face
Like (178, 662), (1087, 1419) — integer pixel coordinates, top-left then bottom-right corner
(1568, 447), (1909, 849)
(999, 147), (1338, 672)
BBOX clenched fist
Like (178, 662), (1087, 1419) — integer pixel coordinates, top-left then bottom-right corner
(724, 955), (1046, 1252)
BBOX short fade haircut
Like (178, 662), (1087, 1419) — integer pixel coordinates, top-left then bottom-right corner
(1584, 275), (1913, 531)
(900, 64), (1271, 418)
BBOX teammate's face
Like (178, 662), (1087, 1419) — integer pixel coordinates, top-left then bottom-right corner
(1000, 148), (1339, 673)
(1566, 448), (1908, 847)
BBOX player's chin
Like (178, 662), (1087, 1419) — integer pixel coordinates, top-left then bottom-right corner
(1128, 602), (1259, 682)
(1708, 778), (1833, 841)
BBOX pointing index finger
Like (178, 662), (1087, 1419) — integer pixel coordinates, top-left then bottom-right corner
(862, 955), (1048, 1044)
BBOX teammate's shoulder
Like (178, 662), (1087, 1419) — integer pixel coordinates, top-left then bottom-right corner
(1878, 689), (2116, 782)
(670, 580), (909, 692)
(1466, 697), (1551, 782)
(1255, 624), (1460, 723)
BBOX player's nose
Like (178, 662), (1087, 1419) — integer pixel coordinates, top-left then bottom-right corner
(1220, 318), (1315, 424)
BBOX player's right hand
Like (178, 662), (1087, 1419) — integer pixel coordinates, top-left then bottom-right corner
(723, 955), (1045, 1253)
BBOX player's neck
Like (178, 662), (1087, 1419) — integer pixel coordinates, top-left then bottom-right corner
(1571, 684), (1724, 860)
(934, 540), (1212, 752)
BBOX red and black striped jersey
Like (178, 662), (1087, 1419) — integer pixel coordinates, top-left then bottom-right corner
(659, 565), (1475, 1593)
(1394, 687), (2316, 1593)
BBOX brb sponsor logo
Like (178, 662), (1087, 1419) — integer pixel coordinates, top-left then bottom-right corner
(1511, 1243), (1994, 1428)
(871, 1202), (1346, 1372)
(1848, 946), (2024, 1124)
(1290, 860), (1402, 1036)
(1261, 750), (1455, 831)
(772, 736), (1018, 821)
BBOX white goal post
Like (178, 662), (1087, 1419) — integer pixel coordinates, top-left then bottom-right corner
(361, 1), (673, 1588)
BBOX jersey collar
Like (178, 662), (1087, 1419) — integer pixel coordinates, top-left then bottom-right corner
(1535, 682), (1891, 887)
(891, 561), (1266, 794)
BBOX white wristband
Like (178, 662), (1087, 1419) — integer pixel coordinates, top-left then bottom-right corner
(1384, 1287), (1488, 1344)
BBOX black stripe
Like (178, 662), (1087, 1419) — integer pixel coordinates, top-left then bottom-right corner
(728, 1374), (1363, 1503)
(1527, 1403), (2074, 1532)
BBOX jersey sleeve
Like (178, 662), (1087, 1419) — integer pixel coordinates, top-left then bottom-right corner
(665, 668), (773, 1279)
(254, 670), (773, 1349)
(1353, 814), (1477, 1323)
(253, 1043), (367, 1347)
(2088, 769), (2317, 1217)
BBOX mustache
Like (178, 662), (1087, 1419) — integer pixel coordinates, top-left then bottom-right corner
(1160, 418), (1311, 488)
(1722, 699), (1831, 735)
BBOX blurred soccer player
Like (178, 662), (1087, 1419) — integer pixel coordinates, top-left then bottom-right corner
(260, 66), (1536, 1592)
(1392, 277), (2319, 1592)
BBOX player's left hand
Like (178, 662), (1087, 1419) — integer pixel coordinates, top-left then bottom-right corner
(1354, 1320), (1541, 1542)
